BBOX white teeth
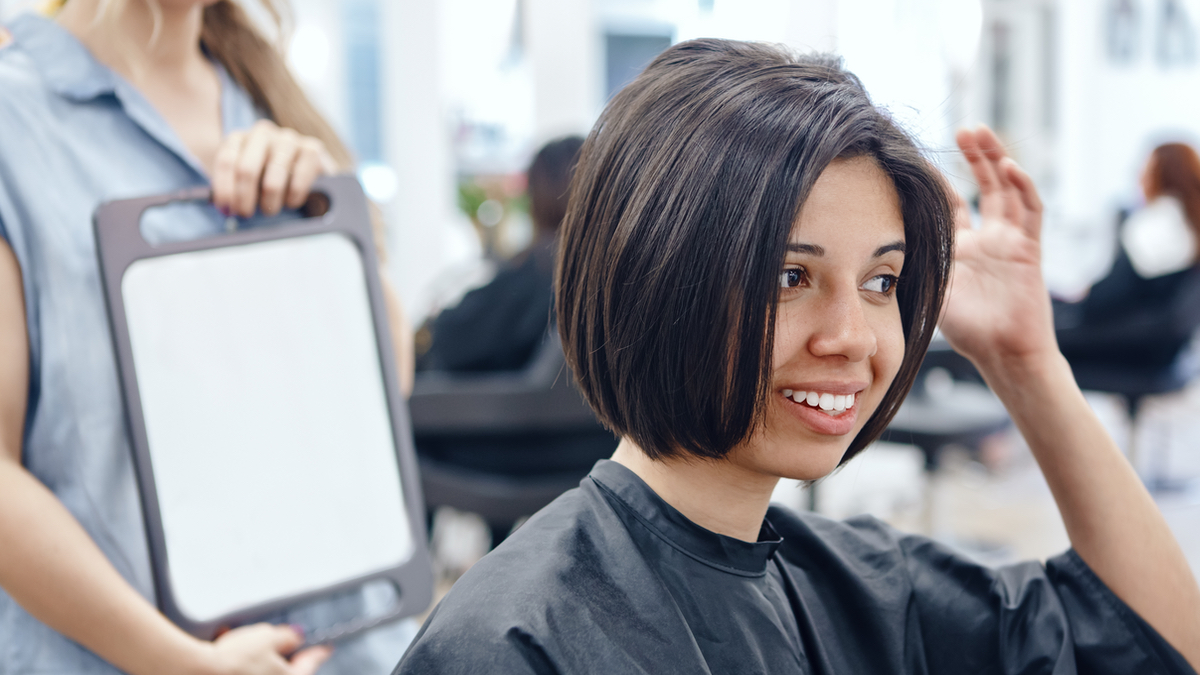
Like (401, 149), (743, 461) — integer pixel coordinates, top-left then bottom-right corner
(788, 389), (859, 413)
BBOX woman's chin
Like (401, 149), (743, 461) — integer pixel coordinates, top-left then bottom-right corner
(775, 453), (846, 482)
(724, 435), (850, 483)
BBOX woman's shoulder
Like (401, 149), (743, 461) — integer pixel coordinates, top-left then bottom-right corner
(0, 22), (45, 97)
(0, 16), (75, 128)
(422, 484), (646, 626)
(767, 505), (1010, 588)
(769, 505), (906, 551)
(398, 479), (693, 673)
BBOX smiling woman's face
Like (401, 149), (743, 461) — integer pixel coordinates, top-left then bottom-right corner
(726, 155), (907, 481)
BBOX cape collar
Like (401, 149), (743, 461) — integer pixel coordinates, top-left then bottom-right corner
(589, 459), (783, 576)
(6, 13), (241, 179)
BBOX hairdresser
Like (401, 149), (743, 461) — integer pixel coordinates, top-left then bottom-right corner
(0, 1), (415, 673)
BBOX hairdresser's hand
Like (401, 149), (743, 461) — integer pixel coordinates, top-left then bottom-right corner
(202, 623), (332, 675)
(211, 120), (338, 219)
(939, 125), (1058, 372)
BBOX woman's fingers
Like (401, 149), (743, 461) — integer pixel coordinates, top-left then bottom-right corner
(268, 623), (305, 655)
(288, 645), (334, 675)
(231, 121), (277, 217)
(973, 126), (1024, 227)
(210, 121), (332, 218)
(956, 127), (1005, 223)
(259, 128), (302, 216)
(957, 125), (1043, 237)
(947, 179), (972, 231)
(208, 622), (303, 675)
(1003, 157), (1044, 238)
(285, 138), (326, 210)
(211, 130), (247, 215)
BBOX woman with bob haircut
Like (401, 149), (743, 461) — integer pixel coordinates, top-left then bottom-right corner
(396, 39), (1200, 673)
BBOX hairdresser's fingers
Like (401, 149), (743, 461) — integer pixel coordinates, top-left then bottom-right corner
(1003, 158), (1044, 239)
(973, 126), (1024, 227)
(285, 137), (328, 210)
(956, 128), (1005, 223)
(288, 645), (334, 675)
(232, 120), (278, 217)
(209, 622), (299, 675)
(259, 129), (302, 216)
(212, 130), (248, 215)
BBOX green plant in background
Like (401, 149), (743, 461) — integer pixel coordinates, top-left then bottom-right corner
(457, 176), (533, 260)
(457, 180), (489, 221)
(457, 179), (529, 221)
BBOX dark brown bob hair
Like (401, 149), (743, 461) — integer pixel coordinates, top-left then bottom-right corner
(556, 39), (954, 464)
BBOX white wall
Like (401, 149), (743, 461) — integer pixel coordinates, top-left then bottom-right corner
(526, 0), (601, 142)
(785, 0), (839, 53)
(379, 0), (460, 318)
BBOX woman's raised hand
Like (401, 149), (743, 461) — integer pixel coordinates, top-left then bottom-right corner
(211, 120), (338, 218)
(202, 623), (332, 675)
(939, 126), (1058, 372)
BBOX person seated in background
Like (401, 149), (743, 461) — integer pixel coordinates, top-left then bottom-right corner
(418, 136), (585, 372)
(1055, 142), (1200, 371)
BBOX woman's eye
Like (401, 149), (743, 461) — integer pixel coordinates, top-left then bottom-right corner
(779, 268), (806, 289)
(863, 274), (899, 294)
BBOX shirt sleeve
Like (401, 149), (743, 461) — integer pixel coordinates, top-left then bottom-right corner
(898, 534), (1196, 675)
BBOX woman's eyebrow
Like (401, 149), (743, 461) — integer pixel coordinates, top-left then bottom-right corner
(786, 243), (824, 255)
(784, 241), (906, 257)
(875, 241), (905, 257)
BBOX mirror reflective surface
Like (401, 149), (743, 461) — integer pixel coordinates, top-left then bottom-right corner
(122, 232), (413, 622)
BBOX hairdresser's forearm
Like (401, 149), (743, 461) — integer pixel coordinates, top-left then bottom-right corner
(0, 460), (218, 675)
(978, 350), (1200, 667)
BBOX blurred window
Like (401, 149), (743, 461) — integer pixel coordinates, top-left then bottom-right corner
(343, 0), (383, 163)
(604, 32), (672, 100)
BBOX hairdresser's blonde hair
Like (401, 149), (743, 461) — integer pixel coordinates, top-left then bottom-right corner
(200, 0), (355, 171)
(204, 0), (391, 254)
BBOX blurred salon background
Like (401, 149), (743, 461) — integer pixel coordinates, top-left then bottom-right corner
(6, 0), (1198, 575)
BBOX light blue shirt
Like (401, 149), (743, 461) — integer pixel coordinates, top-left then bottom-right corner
(0, 14), (415, 674)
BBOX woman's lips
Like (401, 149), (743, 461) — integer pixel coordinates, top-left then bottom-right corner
(779, 389), (861, 436)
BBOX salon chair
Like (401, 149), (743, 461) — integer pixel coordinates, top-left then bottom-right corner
(1056, 266), (1200, 491)
(409, 333), (616, 546)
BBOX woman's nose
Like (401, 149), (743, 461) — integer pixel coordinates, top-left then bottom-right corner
(807, 291), (878, 363)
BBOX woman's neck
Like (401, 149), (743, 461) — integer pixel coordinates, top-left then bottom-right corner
(56, 0), (208, 85)
(611, 438), (779, 542)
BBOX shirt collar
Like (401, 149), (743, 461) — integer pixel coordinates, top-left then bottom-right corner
(6, 12), (244, 179)
(6, 13), (118, 101)
(589, 459), (784, 576)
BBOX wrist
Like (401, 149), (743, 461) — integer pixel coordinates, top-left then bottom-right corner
(972, 348), (1072, 400)
(178, 638), (226, 675)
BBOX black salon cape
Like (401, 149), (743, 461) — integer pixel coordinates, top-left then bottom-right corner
(395, 460), (1194, 674)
